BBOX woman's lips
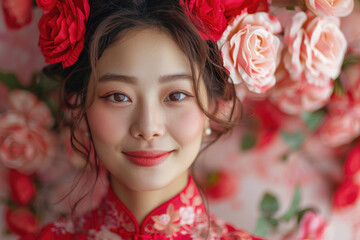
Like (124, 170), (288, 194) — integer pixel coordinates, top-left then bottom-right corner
(122, 150), (173, 167)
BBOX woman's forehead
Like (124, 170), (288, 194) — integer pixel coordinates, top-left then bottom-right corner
(96, 28), (192, 80)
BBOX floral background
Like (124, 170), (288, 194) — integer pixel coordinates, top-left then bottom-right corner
(0, 0), (360, 239)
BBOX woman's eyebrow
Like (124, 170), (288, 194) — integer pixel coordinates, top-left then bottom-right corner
(98, 73), (137, 84)
(159, 73), (192, 83)
(98, 73), (192, 84)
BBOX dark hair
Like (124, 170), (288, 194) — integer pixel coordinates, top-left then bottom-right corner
(44, 0), (240, 232)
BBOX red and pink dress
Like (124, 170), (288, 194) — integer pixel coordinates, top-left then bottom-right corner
(35, 176), (265, 240)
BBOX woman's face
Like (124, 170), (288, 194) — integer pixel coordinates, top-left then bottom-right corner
(86, 28), (208, 191)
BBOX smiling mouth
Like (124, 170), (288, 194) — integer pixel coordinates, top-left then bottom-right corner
(122, 150), (173, 167)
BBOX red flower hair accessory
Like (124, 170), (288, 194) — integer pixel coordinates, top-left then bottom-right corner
(36, 0), (90, 68)
(180, 0), (270, 42)
(180, 0), (228, 42)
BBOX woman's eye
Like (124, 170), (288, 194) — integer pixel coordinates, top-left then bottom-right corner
(165, 92), (191, 102)
(103, 93), (130, 103)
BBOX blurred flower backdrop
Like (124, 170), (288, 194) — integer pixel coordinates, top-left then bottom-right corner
(0, 0), (360, 239)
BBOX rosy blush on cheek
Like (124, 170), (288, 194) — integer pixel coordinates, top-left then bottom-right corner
(86, 103), (127, 145)
(169, 107), (205, 144)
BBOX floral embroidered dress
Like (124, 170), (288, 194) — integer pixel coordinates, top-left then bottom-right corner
(36, 176), (265, 240)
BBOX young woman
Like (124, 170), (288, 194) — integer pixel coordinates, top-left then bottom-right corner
(34, 0), (266, 239)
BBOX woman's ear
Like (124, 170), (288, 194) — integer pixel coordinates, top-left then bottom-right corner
(203, 118), (212, 136)
(202, 100), (215, 138)
(203, 97), (239, 138)
(212, 98), (235, 122)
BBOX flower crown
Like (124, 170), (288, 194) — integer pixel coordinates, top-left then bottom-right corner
(36, 0), (351, 95)
(36, 0), (268, 67)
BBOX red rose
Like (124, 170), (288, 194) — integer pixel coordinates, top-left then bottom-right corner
(37, 0), (90, 68)
(181, 0), (227, 41)
(9, 170), (36, 205)
(333, 179), (360, 208)
(204, 171), (238, 200)
(36, 0), (57, 11)
(2, 0), (33, 29)
(344, 144), (360, 176)
(5, 207), (40, 236)
(222, 0), (269, 20)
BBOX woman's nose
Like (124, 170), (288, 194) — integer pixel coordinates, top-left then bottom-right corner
(129, 101), (165, 141)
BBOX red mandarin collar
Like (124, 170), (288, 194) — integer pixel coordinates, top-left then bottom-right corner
(101, 175), (206, 238)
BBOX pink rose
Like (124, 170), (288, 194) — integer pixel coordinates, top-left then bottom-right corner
(218, 11), (282, 93)
(297, 211), (328, 240)
(319, 93), (360, 146)
(270, 67), (333, 114)
(8, 89), (54, 129)
(284, 11), (347, 85)
(319, 113), (360, 147)
(305, 0), (354, 17)
(0, 112), (54, 174)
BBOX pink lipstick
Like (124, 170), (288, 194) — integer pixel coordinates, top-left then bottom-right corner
(123, 150), (172, 167)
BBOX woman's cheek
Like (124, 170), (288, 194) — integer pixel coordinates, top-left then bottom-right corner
(87, 103), (127, 144)
(169, 106), (205, 143)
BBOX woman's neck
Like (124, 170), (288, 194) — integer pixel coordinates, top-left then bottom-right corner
(110, 172), (189, 224)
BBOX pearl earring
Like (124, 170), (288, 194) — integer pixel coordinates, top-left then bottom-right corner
(205, 127), (212, 136)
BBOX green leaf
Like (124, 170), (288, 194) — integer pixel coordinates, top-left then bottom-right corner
(29, 72), (60, 99)
(296, 208), (316, 224)
(342, 54), (360, 68)
(281, 152), (289, 162)
(285, 6), (295, 11)
(280, 186), (301, 221)
(253, 217), (270, 237)
(241, 132), (257, 151)
(264, 217), (278, 228)
(206, 173), (220, 187)
(333, 77), (345, 97)
(260, 193), (279, 216)
(0, 71), (22, 89)
(280, 130), (304, 150)
(301, 111), (325, 131)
